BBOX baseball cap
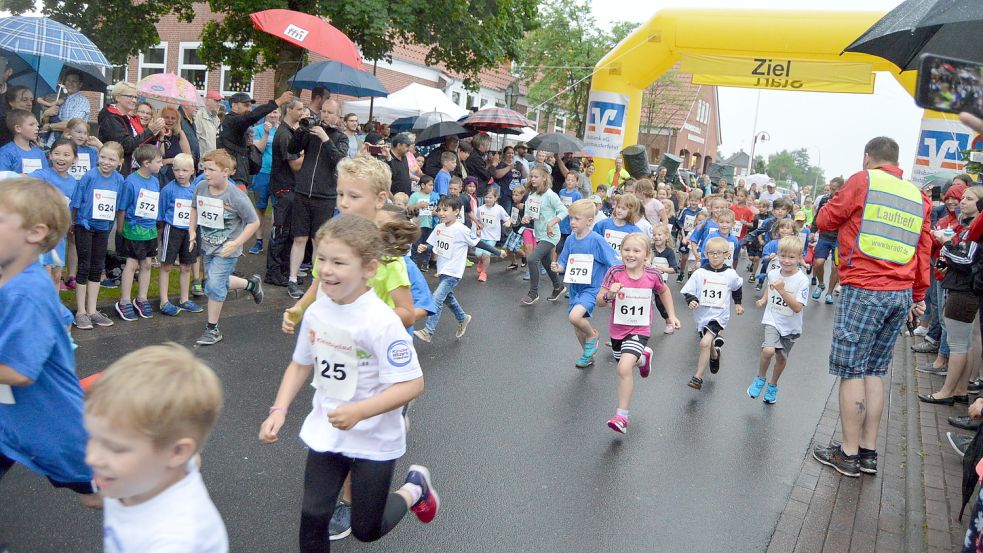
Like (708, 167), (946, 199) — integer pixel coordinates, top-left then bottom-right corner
(766, 181), (776, 188)
(205, 91), (223, 101)
(794, 211), (806, 221)
(515, 142), (528, 150)
(228, 92), (255, 105)
(392, 132), (415, 146)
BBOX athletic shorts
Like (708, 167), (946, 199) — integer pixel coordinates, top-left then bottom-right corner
(522, 228), (537, 251)
(612, 333), (649, 359)
(291, 195), (335, 238)
(698, 320), (725, 338)
(762, 324), (798, 356)
(121, 237), (158, 261)
(568, 287), (598, 318)
(160, 224), (199, 266)
(828, 285), (911, 379)
(814, 238), (837, 261)
(252, 172), (272, 209)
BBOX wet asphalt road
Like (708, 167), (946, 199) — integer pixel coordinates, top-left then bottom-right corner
(1, 253), (839, 553)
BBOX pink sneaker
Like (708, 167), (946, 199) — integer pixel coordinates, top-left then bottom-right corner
(607, 414), (629, 434)
(663, 323), (675, 335)
(639, 346), (653, 378)
(478, 272), (487, 282)
(405, 465), (439, 523)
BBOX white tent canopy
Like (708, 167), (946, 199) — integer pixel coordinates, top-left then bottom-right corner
(343, 83), (468, 124)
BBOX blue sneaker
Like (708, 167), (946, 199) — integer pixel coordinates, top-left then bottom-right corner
(134, 299), (154, 319)
(115, 301), (137, 321)
(824, 294), (834, 305)
(540, 267), (547, 275)
(747, 376), (766, 399)
(405, 465), (439, 523)
(248, 239), (263, 255)
(160, 302), (182, 317)
(811, 288), (822, 300)
(583, 332), (600, 358)
(522, 271), (531, 280)
(763, 383), (779, 404)
(575, 351), (594, 369)
(178, 300), (204, 313)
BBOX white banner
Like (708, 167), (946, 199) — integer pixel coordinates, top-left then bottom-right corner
(911, 115), (977, 188)
(583, 90), (630, 160)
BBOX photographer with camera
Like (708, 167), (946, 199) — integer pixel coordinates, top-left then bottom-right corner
(218, 90), (294, 188)
(285, 98), (349, 298)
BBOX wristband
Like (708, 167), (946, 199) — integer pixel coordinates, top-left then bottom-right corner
(269, 406), (287, 416)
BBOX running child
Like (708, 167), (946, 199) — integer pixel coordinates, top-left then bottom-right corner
(84, 344), (227, 552)
(675, 190), (703, 281)
(651, 223), (681, 334)
(557, 171), (583, 258)
(188, 149), (263, 346)
(260, 215), (439, 553)
(0, 176), (99, 509)
(115, 144), (163, 321)
(158, 153), (203, 316)
(520, 165), (568, 304)
(70, 142), (125, 329)
(681, 236), (744, 390)
(503, 184), (530, 271)
(475, 187), (510, 282)
(409, 175), (439, 272)
(745, 198), (771, 275)
(793, 211), (812, 258)
(552, 199), (620, 368)
(415, 195), (502, 342)
(592, 193), (643, 260)
(730, 188), (755, 245)
(699, 209), (740, 269)
(749, 236), (809, 405)
(596, 232), (680, 433)
(34, 138), (78, 288)
(462, 177), (481, 232)
(756, 219), (796, 291)
(689, 196), (729, 267)
(0, 109), (47, 175)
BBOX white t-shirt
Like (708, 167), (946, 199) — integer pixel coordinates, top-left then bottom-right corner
(636, 217), (654, 238)
(477, 204), (509, 242)
(103, 461), (228, 553)
(426, 222), (480, 279)
(293, 291), (423, 461)
(680, 267), (744, 329)
(759, 189), (783, 207)
(761, 267), (810, 336)
(592, 209), (608, 228)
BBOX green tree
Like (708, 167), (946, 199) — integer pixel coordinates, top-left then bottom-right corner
(753, 155), (767, 174)
(516, 0), (637, 138)
(765, 148), (825, 189)
(11, 0), (539, 97)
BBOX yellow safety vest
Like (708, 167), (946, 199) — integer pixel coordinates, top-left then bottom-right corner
(856, 169), (924, 265)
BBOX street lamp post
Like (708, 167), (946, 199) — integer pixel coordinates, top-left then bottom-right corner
(749, 131), (770, 174)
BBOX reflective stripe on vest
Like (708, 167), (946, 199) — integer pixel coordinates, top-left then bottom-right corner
(856, 169), (924, 265)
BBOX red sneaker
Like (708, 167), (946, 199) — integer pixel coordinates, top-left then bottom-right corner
(639, 346), (653, 378)
(405, 465), (439, 523)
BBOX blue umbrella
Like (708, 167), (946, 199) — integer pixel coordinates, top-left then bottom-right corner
(0, 16), (111, 67)
(5, 53), (109, 96)
(289, 60), (388, 98)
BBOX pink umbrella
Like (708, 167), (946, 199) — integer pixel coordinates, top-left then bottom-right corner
(136, 73), (204, 107)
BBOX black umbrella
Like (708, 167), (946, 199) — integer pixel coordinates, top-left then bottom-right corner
(959, 426), (983, 520)
(843, 0), (983, 70)
(527, 132), (585, 154)
(415, 121), (473, 147)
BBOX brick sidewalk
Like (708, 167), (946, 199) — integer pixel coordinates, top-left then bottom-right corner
(767, 333), (973, 553)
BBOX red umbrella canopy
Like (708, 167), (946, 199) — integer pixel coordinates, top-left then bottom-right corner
(461, 107), (535, 131)
(250, 10), (363, 70)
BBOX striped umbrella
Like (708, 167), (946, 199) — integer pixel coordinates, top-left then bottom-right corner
(460, 107), (535, 132)
(0, 16), (111, 67)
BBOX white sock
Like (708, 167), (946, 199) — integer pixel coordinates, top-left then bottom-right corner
(289, 277), (297, 283)
(617, 408), (630, 419)
(401, 482), (423, 505)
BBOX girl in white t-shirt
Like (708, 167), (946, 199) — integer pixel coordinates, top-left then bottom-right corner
(260, 214), (439, 552)
(475, 187), (511, 282)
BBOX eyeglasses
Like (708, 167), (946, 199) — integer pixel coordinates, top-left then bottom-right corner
(706, 251), (728, 257)
(119, 94), (138, 100)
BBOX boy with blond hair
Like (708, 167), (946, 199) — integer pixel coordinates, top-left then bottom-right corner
(158, 153), (203, 316)
(0, 177), (99, 508)
(85, 343), (227, 552)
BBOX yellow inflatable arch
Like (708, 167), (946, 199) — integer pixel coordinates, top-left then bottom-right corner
(585, 8), (919, 184)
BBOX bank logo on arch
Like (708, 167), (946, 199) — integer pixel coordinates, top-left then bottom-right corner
(584, 91), (630, 160)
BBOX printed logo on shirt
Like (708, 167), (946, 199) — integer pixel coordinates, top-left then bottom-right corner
(387, 340), (413, 367)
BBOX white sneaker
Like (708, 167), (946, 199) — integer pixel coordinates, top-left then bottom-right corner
(913, 325), (929, 337)
(664, 323), (675, 335)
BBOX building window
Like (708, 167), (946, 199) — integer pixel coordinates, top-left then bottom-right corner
(138, 44), (167, 80)
(527, 109), (539, 131)
(466, 94), (477, 109)
(451, 91), (461, 106)
(178, 43), (208, 92)
(554, 115), (565, 133)
(220, 65), (252, 95)
(696, 99), (710, 125)
(480, 97), (490, 108)
(495, 99), (505, 108)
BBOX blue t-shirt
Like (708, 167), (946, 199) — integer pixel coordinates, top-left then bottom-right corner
(690, 218), (719, 246)
(699, 232), (740, 268)
(34, 168), (77, 267)
(676, 206), (702, 231)
(558, 230), (620, 295)
(69, 145), (99, 181)
(0, 141), (48, 175)
(592, 218), (643, 258)
(558, 189), (582, 235)
(404, 255), (436, 333)
(120, 171), (161, 229)
(252, 123), (275, 174)
(159, 179), (196, 229)
(71, 169), (124, 232)
(0, 262), (91, 484)
(435, 170), (451, 197)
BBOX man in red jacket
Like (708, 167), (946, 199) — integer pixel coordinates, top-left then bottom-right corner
(811, 137), (932, 478)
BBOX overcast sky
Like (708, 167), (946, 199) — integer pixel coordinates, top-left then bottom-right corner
(589, 0), (925, 181)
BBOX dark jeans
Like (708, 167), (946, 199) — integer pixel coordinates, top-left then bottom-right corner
(265, 191), (294, 283)
(0, 452), (94, 494)
(413, 226), (434, 267)
(74, 225), (110, 283)
(299, 450), (407, 552)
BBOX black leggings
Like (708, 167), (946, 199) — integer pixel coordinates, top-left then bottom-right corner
(654, 293), (669, 321)
(299, 450), (408, 552)
(74, 225), (110, 283)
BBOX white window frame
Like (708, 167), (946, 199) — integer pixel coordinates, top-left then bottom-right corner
(220, 64), (254, 96)
(138, 43), (167, 81)
(451, 90), (462, 107)
(178, 42), (208, 93)
(527, 109), (539, 131)
(554, 114), (565, 134)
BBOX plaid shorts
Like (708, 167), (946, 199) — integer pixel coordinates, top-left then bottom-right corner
(829, 285), (912, 379)
(503, 229), (524, 252)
